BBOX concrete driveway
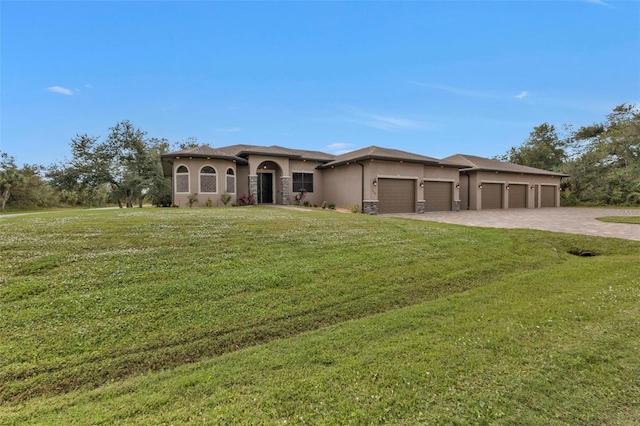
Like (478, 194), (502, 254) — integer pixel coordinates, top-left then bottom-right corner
(392, 208), (640, 241)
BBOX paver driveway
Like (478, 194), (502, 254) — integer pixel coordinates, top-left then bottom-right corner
(392, 207), (640, 241)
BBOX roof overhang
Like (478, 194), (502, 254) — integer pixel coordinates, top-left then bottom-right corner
(160, 153), (248, 177)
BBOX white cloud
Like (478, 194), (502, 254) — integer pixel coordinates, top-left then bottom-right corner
(346, 108), (432, 132)
(409, 81), (499, 99)
(84, 84), (93, 89)
(326, 142), (355, 155)
(584, 0), (612, 7)
(215, 127), (243, 133)
(46, 86), (73, 96)
(515, 91), (530, 100)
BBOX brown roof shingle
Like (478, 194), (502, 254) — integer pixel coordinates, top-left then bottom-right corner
(443, 154), (568, 177)
(318, 146), (448, 168)
(218, 145), (335, 161)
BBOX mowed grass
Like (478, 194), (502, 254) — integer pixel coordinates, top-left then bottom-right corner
(597, 215), (640, 224)
(1, 207), (639, 424)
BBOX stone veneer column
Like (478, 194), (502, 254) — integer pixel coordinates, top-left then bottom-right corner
(249, 175), (258, 204)
(281, 176), (291, 205)
(417, 200), (425, 214)
(362, 201), (379, 215)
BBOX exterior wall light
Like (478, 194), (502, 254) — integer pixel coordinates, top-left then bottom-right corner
(506, 185), (510, 190)
(478, 184), (483, 189)
(530, 186), (535, 190)
(419, 180), (424, 188)
(373, 178), (378, 186)
(455, 183), (460, 189)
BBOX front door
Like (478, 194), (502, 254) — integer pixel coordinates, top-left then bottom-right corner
(258, 173), (274, 204)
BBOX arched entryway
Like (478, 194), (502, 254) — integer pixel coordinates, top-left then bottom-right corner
(256, 161), (281, 204)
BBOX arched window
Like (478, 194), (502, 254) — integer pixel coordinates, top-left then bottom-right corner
(226, 168), (236, 193)
(200, 166), (217, 193)
(175, 165), (189, 193)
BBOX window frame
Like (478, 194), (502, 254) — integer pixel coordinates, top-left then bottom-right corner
(199, 165), (218, 194)
(226, 168), (236, 194)
(175, 164), (190, 194)
(292, 172), (314, 193)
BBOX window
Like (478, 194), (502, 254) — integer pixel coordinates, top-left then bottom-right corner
(200, 166), (217, 193)
(292, 172), (314, 192)
(226, 168), (236, 193)
(176, 165), (189, 193)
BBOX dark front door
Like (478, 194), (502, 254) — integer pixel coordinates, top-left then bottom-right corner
(258, 173), (273, 204)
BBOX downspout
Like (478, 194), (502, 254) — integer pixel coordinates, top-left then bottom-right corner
(356, 161), (364, 213)
(466, 173), (471, 210)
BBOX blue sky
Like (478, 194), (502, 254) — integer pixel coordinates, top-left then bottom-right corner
(2, 1), (639, 167)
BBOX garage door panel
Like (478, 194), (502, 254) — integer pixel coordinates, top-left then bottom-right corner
(481, 183), (502, 209)
(541, 185), (556, 207)
(508, 184), (527, 209)
(378, 179), (415, 214)
(424, 181), (452, 212)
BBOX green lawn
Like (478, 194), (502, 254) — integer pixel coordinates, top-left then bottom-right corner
(1, 207), (638, 424)
(597, 215), (640, 224)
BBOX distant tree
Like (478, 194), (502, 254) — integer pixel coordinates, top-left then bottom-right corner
(105, 120), (157, 208)
(146, 138), (173, 207)
(48, 120), (167, 208)
(47, 134), (112, 207)
(8, 164), (57, 209)
(0, 152), (24, 210)
(497, 123), (567, 171)
(174, 136), (203, 151)
(563, 104), (640, 205)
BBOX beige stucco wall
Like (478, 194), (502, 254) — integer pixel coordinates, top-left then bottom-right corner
(321, 161), (462, 212)
(422, 165), (460, 202)
(364, 161), (422, 208)
(289, 160), (324, 206)
(168, 154), (562, 211)
(171, 158), (239, 207)
(236, 165), (250, 197)
(464, 171), (562, 210)
(320, 163), (362, 209)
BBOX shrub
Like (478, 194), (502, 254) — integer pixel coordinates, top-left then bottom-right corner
(221, 193), (232, 206)
(238, 193), (255, 206)
(205, 198), (213, 207)
(187, 193), (199, 208)
(303, 200), (311, 207)
(328, 202), (336, 210)
(321, 201), (328, 209)
(350, 203), (360, 213)
(294, 189), (307, 204)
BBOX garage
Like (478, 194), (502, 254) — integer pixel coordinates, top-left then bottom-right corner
(508, 184), (527, 208)
(424, 181), (453, 212)
(378, 178), (416, 214)
(540, 185), (556, 207)
(481, 183), (503, 209)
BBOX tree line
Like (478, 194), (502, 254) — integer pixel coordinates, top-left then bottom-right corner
(0, 120), (199, 211)
(498, 103), (639, 206)
(1, 105), (639, 211)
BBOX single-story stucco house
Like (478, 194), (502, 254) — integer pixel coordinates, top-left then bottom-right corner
(160, 145), (566, 213)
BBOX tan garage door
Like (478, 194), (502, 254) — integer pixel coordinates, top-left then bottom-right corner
(378, 178), (415, 214)
(508, 184), (527, 208)
(541, 185), (556, 207)
(424, 181), (452, 212)
(481, 183), (502, 209)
